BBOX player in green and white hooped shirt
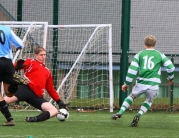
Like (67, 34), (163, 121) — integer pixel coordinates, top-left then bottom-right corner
(112, 35), (175, 127)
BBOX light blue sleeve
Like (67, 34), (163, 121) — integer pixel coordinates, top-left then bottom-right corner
(9, 30), (24, 49)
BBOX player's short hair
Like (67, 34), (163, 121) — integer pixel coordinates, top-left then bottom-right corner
(34, 47), (46, 54)
(144, 35), (156, 47)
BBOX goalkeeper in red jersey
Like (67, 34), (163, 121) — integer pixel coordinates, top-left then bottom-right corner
(4, 46), (68, 122)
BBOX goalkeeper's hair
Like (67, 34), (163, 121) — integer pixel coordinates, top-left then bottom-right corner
(34, 47), (46, 54)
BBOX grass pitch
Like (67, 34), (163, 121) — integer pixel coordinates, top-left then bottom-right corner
(0, 110), (179, 138)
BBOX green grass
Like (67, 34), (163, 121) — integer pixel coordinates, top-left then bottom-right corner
(14, 98), (179, 110)
(0, 110), (179, 138)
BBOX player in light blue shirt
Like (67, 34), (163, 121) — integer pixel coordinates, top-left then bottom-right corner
(0, 25), (24, 59)
(0, 25), (24, 126)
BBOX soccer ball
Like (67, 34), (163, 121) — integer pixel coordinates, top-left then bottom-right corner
(56, 108), (69, 121)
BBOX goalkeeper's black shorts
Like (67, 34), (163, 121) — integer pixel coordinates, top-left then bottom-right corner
(14, 85), (47, 110)
(0, 57), (15, 84)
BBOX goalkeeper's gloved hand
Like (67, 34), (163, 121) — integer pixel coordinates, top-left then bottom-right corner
(56, 100), (69, 110)
(15, 59), (26, 70)
(13, 73), (28, 85)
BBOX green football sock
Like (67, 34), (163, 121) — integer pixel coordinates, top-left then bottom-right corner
(118, 95), (134, 115)
(138, 101), (152, 117)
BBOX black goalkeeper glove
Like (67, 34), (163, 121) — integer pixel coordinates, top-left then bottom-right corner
(56, 100), (69, 110)
(13, 73), (28, 85)
(15, 59), (26, 70)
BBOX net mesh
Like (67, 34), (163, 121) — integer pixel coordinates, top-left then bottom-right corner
(2, 23), (112, 111)
(45, 25), (112, 110)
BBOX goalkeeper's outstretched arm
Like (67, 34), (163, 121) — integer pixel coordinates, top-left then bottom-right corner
(14, 59), (26, 71)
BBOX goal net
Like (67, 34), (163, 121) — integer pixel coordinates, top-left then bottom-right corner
(0, 21), (48, 110)
(1, 22), (113, 112)
(46, 24), (113, 112)
(0, 21), (48, 62)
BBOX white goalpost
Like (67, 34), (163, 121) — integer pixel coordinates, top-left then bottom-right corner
(46, 24), (113, 112)
(0, 22), (114, 112)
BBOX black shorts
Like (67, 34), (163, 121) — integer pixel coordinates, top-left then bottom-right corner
(0, 57), (15, 84)
(14, 85), (47, 110)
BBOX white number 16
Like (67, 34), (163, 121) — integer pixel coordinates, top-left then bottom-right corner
(143, 55), (154, 69)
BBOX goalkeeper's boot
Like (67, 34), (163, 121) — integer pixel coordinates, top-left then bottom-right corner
(2, 120), (15, 126)
(131, 115), (140, 127)
(111, 113), (121, 120)
(25, 117), (37, 122)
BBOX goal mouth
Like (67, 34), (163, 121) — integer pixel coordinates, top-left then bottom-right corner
(1, 22), (113, 112)
(47, 24), (113, 112)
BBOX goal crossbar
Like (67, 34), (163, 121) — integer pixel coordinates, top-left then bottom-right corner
(0, 21), (48, 49)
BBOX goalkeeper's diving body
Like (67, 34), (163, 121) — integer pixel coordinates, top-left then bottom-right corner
(112, 35), (175, 127)
(4, 46), (68, 122)
(0, 25), (24, 126)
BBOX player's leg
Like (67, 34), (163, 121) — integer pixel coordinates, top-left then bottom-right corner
(21, 85), (58, 122)
(11, 85), (48, 122)
(4, 95), (19, 104)
(131, 100), (152, 127)
(26, 99), (58, 122)
(0, 58), (16, 126)
(137, 89), (158, 117)
(3, 58), (16, 97)
(41, 102), (58, 117)
(3, 83), (14, 97)
(0, 83), (16, 126)
(112, 85), (142, 120)
(111, 95), (135, 120)
(131, 89), (158, 127)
